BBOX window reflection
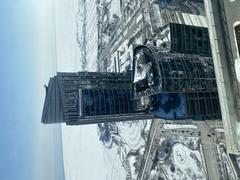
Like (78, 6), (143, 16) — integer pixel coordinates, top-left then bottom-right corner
(234, 24), (240, 57)
(81, 89), (134, 116)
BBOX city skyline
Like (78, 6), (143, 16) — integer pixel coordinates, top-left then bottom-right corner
(1, 0), (240, 179)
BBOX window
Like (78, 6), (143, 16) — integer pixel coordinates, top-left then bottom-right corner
(234, 22), (240, 57)
(114, 57), (117, 72)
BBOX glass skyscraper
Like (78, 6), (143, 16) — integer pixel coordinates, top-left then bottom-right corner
(41, 72), (152, 125)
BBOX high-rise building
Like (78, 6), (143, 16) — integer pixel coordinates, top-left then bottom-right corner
(41, 72), (152, 125)
(132, 23), (221, 120)
(42, 0), (223, 125)
(42, 21), (222, 125)
(205, 0), (240, 154)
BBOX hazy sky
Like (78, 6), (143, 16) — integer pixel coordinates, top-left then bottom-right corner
(0, 0), (64, 179)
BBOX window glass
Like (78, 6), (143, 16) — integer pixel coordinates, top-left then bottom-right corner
(81, 88), (134, 116)
(83, 89), (94, 116)
(234, 24), (240, 56)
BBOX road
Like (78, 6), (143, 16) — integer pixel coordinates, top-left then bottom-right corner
(137, 119), (164, 180)
(195, 121), (221, 180)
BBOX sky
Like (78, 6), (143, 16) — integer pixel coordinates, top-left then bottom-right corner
(0, 0), (65, 179)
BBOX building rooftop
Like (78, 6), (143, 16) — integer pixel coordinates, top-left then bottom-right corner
(41, 77), (64, 124)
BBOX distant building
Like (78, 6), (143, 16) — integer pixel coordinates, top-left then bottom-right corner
(205, 0), (240, 154)
(41, 72), (152, 125)
(97, 0), (207, 73)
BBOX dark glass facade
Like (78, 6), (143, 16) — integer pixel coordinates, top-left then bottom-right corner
(185, 92), (221, 119)
(132, 24), (221, 120)
(42, 72), (152, 125)
(170, 24), (211, 55)
(133, 45), (216, 97)
(80, 88), (134, 116)
(151, 92), (221, 120)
